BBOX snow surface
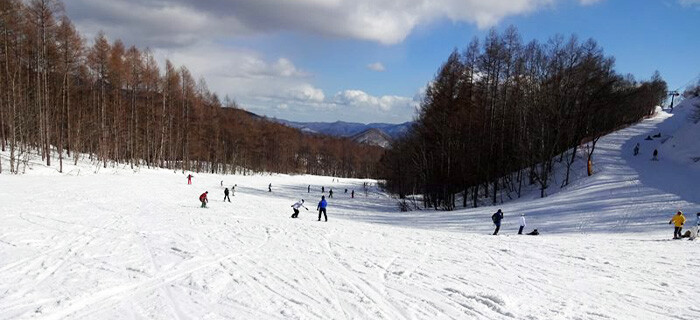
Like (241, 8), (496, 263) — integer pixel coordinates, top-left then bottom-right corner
(1, 99), (699, 319)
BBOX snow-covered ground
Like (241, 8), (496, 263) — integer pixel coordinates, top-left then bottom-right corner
(1, 100), (699, 319)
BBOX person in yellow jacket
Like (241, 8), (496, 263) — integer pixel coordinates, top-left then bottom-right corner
(669, 211), (686, 239)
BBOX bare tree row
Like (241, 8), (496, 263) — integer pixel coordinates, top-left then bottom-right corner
(0, 0), (383, 178)
(381, 27), (667, 210)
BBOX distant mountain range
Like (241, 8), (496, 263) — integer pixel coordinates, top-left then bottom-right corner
(274, 119), (413, 148)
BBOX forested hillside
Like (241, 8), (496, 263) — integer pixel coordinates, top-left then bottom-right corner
(0, 0), (383, 178)
(381, 27), (668, 210)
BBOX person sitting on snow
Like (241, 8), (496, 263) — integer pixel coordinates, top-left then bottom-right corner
(669, 211), (686, 239)
(291, 199), (308, 218)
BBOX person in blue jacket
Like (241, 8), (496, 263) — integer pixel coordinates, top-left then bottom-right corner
(317, 196), (328, 222)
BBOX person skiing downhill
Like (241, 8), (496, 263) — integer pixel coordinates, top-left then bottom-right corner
(199, 191), (209, 208)
(669, 211), (686, 239)
(187, 174), (193, 185)
(492, 209), (504, 235)
(518, 213), (526, 235)
(224, 188), (231, 202)
(317, 196), (328, 222)
(633, 143), (640, 156)
(291, 199), (308, 218)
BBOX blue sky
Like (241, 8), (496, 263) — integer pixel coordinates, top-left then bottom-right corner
(67, 0), (700, 124)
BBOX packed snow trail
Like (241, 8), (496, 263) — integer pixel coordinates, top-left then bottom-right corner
(0, 100), (699, 319)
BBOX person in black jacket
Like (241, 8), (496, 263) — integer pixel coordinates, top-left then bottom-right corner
(492, 209), (504, 235)
(223, 188), (231, 202)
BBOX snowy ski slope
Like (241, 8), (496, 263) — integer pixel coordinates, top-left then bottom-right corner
(0, 99), (699, 319)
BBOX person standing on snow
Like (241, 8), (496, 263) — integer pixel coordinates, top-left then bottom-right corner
(199, 191), (209, 208)
(321, 186), (325, 193)
(231, 184), (236, 196)
(290, 199), (308, 218)
(317, 196), (328, 222)
(669, 211), (686, 239)
(224, 188), (231, 202)
(187, 174), (193, 185)
(329, 189), (334, 198)
(518, 213), (526, 235)
(268, 183), (272, 192)
(308, 185), (311, 193)
(633, 143), (640, 156)
(653, 149), (659, 161)
(351, 190), (355, 198)
(492, 209), (504, 235)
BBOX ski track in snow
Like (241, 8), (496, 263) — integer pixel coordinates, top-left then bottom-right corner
(1, 101), (699, 319)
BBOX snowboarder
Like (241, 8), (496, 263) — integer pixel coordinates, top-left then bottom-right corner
(308, 185), (311, 193)
(491, 209), (504, 235)
(518, 213), (526, 235)
(268, 183), (272, 192)
(527, 229), (539, 235)
(669, 211), (686, 239)
(199, 191), (209, 208)
(633, 143), (640, 156)
(224, 188), (231, 202)
(291, 199), (308, 218)
(329, 189), (333, 198)
(652, 149), (658, 161)
(351, 190), (355, 198)
(317, 196), (328, 222)
(187, 174), (193, 185)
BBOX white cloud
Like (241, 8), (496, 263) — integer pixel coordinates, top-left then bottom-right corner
(65, 0), (580, 46)
(333, 90), (418, 112)
(679, 0), (700, 6)
(367, 62), (386, 72)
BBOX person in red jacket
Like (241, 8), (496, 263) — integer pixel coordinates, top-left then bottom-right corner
(200, 191), (208, 208)
(187, 174), (193, 185)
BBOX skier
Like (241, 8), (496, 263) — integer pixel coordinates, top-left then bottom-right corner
(268, 183), (272, 192)
(518, 213), (526, 235)
(691, 212), (700, 240)
(317, 196), (328, 222)
(187, 174), (193, 185)
(652, 149), (658, 161)
(308, 185), (311, 193)
(322, 186), (325, 193)
(224, 188), (231, 202)
(633, 143), (640, 156)
(199, 191), (209, 208)
(669, 211), (686, 239)
(351, 190), (355, 198)
(290, 199), (308, 218)
(329, 189), (333, 198)
(491, 209), (504, 235)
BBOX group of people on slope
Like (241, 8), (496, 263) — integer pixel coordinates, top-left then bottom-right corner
(290, 196), (328, 221)
(669, 211), (700, 240)
(491, 209), (538, 236)
(635, 132), (662, 160)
